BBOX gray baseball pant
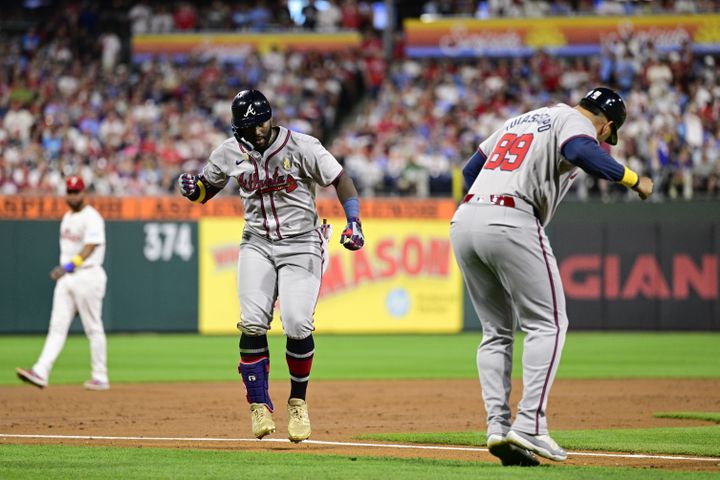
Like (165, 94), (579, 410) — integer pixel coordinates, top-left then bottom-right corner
(236, 229), (325, 340)
(450, 204), (568, 437)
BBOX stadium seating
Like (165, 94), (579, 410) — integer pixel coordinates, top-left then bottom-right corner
(1, 0), (718, 199)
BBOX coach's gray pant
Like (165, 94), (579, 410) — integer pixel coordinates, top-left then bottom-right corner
(450, 204), (568, 437)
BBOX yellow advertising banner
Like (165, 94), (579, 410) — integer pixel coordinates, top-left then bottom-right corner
(405, 14), (720, 56)
(199, 217), (462, 334)
(199, 217), (245, 334)
(133, 32), (362, 57)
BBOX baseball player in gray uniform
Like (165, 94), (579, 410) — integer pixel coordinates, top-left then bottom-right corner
(450, 87), (653, 466)
(178, 89), (365, 443)
(16, 175), (110, 391)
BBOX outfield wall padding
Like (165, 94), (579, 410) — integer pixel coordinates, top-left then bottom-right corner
(462, 201), (720, 331)
(1, 198), (718, 332)
(0, 221), (198, 333)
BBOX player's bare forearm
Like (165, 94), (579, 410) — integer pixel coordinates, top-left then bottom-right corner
(50, 244), (99, 281)
(333, 172), (359, 204)
(78, 244), (98, 260)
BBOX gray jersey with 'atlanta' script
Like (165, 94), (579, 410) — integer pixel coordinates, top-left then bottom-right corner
(468, 104), (597, 226)
(202, 126), (343, 240)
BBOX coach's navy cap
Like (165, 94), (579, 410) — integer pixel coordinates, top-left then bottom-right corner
(581, 87), (627, 145)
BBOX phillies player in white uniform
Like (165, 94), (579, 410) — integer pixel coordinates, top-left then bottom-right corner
(17, 175), (110, 391)
(450, 88), (653, 466)
(178, 89), (364, 443)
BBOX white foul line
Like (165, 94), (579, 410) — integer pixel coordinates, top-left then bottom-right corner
(0, 433), (718, 463)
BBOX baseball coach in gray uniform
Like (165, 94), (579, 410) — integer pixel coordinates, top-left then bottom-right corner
(450, 87), (653, 466)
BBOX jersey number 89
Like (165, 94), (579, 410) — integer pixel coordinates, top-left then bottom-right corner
(484, 133), (534, 171)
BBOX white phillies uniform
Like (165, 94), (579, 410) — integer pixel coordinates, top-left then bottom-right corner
(450, 104), (596, 438)
(202, 126), (343, 339)
(33, 204), (108, 384)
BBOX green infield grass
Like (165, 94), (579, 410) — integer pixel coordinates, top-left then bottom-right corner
(359, 425), (720, 457)
(0, 444), (718, 480)
(655, 412), (720, 423)
(0, 332), (719, 385)
(2, 333), (720, 477)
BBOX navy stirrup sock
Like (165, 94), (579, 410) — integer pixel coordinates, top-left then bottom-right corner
(286, 335), (315, 400)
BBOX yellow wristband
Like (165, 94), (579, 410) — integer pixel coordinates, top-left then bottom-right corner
(192, 180), (207, 203)
(619, 166), (639, 189)
(71, 255), (84, 267)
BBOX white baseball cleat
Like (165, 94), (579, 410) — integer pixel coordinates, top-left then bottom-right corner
(507, 430), (567, 462)
(83, 379), (110, 391)
(16, 368), (48, 388)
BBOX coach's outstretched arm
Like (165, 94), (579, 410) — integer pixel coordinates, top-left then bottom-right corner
(561, 137), (654, 200)
(332, 172), (364, 251)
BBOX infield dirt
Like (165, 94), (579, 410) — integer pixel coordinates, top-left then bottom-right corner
(2, 378), (719, 471)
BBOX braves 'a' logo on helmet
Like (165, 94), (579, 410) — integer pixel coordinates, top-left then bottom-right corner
(231, 90), (272, 132)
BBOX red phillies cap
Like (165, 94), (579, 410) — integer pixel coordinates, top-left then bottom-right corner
(66, 175), (85, 192)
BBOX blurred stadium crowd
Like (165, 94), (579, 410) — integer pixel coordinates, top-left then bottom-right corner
(1, 0), (719, 200)
(336, 36), (720, 200)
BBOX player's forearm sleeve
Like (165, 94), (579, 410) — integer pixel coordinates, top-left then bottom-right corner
(462, 149), (487, 188)
(189, 176), (222, 204)
(561, 136), (629, 183)
(341, 196), (360, 221)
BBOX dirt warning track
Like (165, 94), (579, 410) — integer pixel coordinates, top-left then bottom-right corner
(2, 379), (719, 471)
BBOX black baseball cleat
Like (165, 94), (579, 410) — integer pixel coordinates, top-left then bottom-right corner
(487, 434), (540, 467)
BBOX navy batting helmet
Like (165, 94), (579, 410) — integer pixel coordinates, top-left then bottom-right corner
(231, 89), (272, 132)
(580, 87), (626, 145)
